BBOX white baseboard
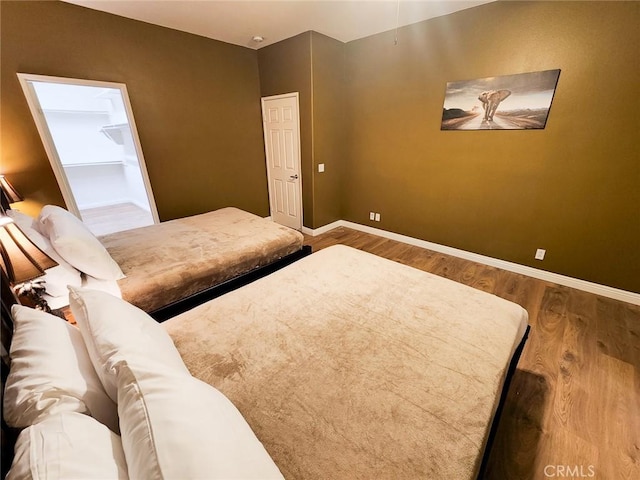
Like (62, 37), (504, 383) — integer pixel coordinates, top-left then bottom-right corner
(302, 220), (341, 236)
(303, 220), (640, 306)
(78, 198), (150, 211)
(77, 199), (126, 210)
(129, 199), (152, 212)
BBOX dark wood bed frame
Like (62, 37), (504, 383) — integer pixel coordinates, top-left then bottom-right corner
(0, 262), (530, 480)
(477, 323), (530, 479)
(148, 244), (312, 322)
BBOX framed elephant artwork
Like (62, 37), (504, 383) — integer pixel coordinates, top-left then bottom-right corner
(441, 69), (560, 130)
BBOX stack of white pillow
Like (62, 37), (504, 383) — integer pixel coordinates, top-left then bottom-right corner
(7, 205), (124, 308)
(3, 287), (283, 479)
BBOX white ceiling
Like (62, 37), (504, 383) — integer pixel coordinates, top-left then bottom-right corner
(62, 0), (493, 49)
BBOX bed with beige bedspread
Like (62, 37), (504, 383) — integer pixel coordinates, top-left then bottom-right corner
(99, 207), (304, 315)
(164, 245), (529, 479)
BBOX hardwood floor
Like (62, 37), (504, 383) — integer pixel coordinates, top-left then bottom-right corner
(80, 202), (154, 236)
(303, 227), (639, 480)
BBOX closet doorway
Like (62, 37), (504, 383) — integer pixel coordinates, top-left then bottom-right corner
(17, 73), (159, 235)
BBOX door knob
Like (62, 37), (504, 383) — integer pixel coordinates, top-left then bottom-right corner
(289, 174), (299, 180)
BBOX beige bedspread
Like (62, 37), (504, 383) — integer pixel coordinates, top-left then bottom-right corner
(164, 245), (528, 479)
(99, 207), (303, 312)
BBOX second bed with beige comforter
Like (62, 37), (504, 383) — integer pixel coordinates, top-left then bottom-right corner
(99, 207), (304, 313)
(164, 245), (529, 479)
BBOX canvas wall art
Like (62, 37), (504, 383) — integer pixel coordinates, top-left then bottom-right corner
(441, 69), (561, 130)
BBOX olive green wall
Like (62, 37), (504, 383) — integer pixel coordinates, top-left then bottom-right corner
(310, 33), (346, 227)
(257, 33), (314, 227)
(0, 0), (268, 220)
(258, 32), (345, 228)
(343, 1), (639, 292)
(1, 1), (637, 293)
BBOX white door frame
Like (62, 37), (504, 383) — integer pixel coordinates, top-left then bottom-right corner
(16, 73), (159, 224)
(261, 92), (303, 230)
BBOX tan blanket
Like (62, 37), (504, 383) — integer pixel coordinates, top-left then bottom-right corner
(99, 207), (303, 312)
(164, 245), (528, 479)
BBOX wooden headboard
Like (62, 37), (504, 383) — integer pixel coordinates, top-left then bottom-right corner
(1, 269), (18, 478)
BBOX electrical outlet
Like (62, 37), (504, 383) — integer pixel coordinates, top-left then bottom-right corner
(375, 213), (381, 222)
(369, 212), (375, 221)
(535, 248), (546, 260)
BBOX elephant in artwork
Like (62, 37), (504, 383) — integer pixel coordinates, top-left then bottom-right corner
(478, 89), (511, 121)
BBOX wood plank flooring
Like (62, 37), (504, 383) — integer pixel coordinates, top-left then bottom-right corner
(303, 226), (640, 480)
(80, 202), (154, 236)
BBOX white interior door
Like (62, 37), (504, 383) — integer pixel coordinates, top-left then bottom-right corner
(261, 93), (303, 230)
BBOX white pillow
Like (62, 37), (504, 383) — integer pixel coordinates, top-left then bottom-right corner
(6, 209), (36, 231)
(68, 287), (283, 479)
(117, 363), (283, 479)
(39, 256), (81, 299)
(68, 287), (190, 403)
(19, 230), (81, 299)
(3, 305), (119, 433)
(82, 273), (123, 299)
(7, 209), (82, 298)
(37, 205), (124, 281)
(7, 412), (129, 480)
